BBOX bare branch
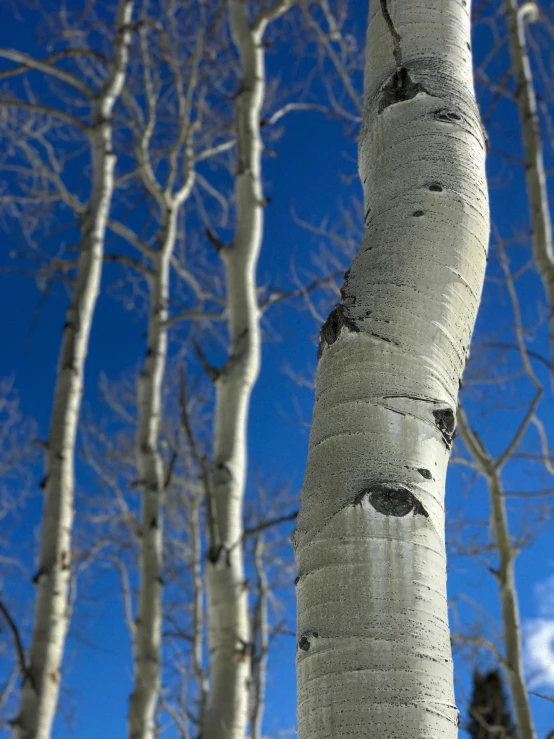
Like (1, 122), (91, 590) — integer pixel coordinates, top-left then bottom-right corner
(0, 597), (33, 688)
(0, 49), (94, 97)
(191, 338), (221, 382)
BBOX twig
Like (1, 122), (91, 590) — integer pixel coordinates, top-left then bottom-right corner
(0, 598), (34, 689)
(178, 364), (217, 554)
(243, 510), (298, 538)
(192, 338), (221, 382)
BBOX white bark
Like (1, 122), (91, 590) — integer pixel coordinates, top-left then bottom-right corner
(125, 13), (198, 732)
(504, 0), (554, 369)
(12, 3), (134, 737)
(200, 2), (290, 737)
(294, 1), (489, 737)
(457, 408), (536, 739)
(128, 210), (177, 739)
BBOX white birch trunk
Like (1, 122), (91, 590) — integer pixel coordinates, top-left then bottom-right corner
(294, 1), (489, 737)
(124, 13), (196, 730)
(200, 3), (267, 737)
(128, 209), (178, 739)
(504, 0), (554, 368)
(457, 409), (536, 739)
(12, 4), (134, 738)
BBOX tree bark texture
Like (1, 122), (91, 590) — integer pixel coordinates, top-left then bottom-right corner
(294, 1), (490, 737)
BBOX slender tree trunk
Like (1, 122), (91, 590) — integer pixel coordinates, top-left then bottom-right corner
(128, 209), (177, 739)
(191, 492), (208, 729)
(13, 4), (133, 737)
(294, 1), (489, 737)
(457, 409), (536, 739)
(200, 2), (267, 737)
(504, 0), (554, 368)
(251, 536), (268, 739)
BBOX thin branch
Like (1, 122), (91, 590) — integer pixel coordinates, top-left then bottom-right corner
(253, 0), (293, 33)
(301, 7), (363, 116)
(104, 253), (153, 278)
(192, 338), (221, 382)
(261, 102), (332, 128)
(110, 557), (136, 638)
(451, 633), (507, 666)
(529, 690), (554, 704)
(164, 309), (226, 329)
(495, 389), (542, 469)
(0, 99), (90, 134)
(0, 597), (33, 688)
(259, 270), (343, 313)
(0, 49), (94, 97)
(178, 363), (217, 552)
(159, 696), (190, 739)
(107, 219), (155, 257)
(243, 510), (298, 539)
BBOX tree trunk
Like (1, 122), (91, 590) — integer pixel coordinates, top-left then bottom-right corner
(504, 0), (554, 370)
(294, 1), (489, 737)
(128, 210), (177, 739)
(457, 409), (536, 739)
(200, 2), (266, 737)
(12, 5), (134, 738)
(251, 536), (268, 739)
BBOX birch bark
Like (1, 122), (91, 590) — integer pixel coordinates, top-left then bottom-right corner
(13, 3), (134, 737)
(128, 211), (177, 739)
(294, 1), (489, 737)
(200, 2), (289, 737)
(504, 0), (554, 368)
(123, 10), (199, 732)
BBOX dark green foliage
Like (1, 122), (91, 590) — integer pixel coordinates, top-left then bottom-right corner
(467, 669), (517, 739)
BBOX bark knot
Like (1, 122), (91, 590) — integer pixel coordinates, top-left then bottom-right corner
(352, 483), (428, 518)
(206, 544), (231, 566)
(417, 468), (433, 480)
(297, 630), (319, 652)
(237, 639), (255, 661)
(433, 108), (462, 123)
(433, 407), (456, 448)
(379, 67), (429, 113)
(318, 304), (359, 360)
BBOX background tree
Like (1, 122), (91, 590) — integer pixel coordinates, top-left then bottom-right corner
(468, 669), (518, 739)
(0, 2), (134, 736)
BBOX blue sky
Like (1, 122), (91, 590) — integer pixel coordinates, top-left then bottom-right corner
(1, 0), (554, 737)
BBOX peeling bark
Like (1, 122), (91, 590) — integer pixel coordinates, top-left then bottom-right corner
(295, 0), (489, 736)
(12, 4), (134, 738)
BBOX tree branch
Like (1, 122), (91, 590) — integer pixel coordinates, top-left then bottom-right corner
(0, 49), (94, 97)
(0, 597), (33, 689)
